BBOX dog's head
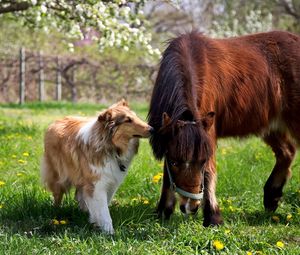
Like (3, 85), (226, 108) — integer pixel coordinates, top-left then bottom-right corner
(98, 99), (153, 151)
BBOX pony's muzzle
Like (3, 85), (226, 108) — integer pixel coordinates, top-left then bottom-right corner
(180, 197), (201, 215)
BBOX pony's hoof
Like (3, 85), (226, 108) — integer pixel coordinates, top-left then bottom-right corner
(203, 214), (223, 227)
(264, 196), (281, 212)
(264, 185), (283, 212)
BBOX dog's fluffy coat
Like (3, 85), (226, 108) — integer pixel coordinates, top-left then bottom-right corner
(41, 100), (151, 234)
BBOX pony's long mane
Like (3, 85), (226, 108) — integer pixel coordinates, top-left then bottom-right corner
(148, 32), (211, 160)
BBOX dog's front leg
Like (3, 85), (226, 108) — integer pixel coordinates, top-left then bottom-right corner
(83, 183), (114, 234)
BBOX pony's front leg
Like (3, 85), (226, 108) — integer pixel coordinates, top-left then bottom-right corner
(202, 159), (223, 227)
(156, 161), (176, 219)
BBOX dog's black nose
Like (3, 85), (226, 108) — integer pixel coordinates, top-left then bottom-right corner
(149, 127), (155, 134)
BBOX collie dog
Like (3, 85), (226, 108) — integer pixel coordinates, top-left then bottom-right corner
(41, 100), (153, 234)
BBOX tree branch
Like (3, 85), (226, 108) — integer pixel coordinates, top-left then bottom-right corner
(0, 1), (33, 14)
(279, 0), (300, 20)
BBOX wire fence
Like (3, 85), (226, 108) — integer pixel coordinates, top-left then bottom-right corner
(0, 48), (156, 104)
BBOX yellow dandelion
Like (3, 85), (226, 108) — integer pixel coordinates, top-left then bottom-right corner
(221, 148), (227, 155)
(18, 159), (27, 164)
(246, 252), (252, 255)
(11, 155), (17, 158)
(22, 152), (29, 157)
(143, 199), (150, 205)
(213, 240), (224, 250)
(27, 136), (32, 140)
(229, 205), (236, 212)
(59, 220), (67, 225)
(286, 214), (292, 221)
(52, 219), (59, 225)
(276, 241), (284, 248)
(131, 198), (138, 202)
(272, 215), (280, 223)
(224, 229), (231, 234)
(0, 181), (5, 186)
(152, 174), (162, 184)
(0, 204), (3, 209)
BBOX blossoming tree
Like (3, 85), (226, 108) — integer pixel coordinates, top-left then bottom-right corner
(0, 0), (160, 55)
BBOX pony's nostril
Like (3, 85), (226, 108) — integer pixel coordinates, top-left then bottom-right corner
(180, 205), (186, 214)
(190, 206), (199, 214)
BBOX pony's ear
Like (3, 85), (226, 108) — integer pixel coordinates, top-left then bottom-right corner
(162, 112), (171, 127)
(202, 112), (215, 131)
(117, 98), (128, 107)
(98, 109), (112, 122)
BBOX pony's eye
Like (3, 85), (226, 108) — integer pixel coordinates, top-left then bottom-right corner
(126, 118), (132, 123)
(199, 159), (207, 166)
(170, 161), (178, 167)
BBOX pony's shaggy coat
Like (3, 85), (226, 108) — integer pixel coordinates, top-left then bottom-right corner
(148, 31), (300, 226)
(42, 100), (152, 234)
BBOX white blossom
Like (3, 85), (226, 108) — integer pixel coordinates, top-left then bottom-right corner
(40, 5), (47, 14)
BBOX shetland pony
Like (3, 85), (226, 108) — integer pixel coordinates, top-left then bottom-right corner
(148, 31), (300, 226)
(42, 100), (153, 234)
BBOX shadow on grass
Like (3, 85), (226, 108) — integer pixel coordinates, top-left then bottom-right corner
(223, 189), (300, 226)
(0, 188), (175, 240)
(1, 188), (298, 240)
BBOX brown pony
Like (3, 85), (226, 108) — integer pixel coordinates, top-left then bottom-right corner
(148, 31), (300, 226)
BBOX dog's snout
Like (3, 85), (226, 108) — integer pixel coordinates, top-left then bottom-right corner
(148, 126), (155, 134)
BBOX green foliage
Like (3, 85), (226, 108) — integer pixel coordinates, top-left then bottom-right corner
(0, 102), (299, 254)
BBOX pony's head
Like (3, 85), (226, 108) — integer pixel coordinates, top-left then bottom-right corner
(156, 111), (215, 215)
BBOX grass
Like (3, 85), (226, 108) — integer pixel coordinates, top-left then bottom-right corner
(0, 101), (299, 255)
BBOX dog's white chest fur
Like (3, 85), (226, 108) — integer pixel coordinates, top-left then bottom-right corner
(90, 139), (137, 190)
(80, 139), (138, 234)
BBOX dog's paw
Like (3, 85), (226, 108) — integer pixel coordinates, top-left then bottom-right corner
(78, 201), (88, 212)
(100, 221), (115, 235)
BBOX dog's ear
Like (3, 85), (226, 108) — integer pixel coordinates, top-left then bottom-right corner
(117, 99), (128, 107)
(201, 112), (215, 131)
(98, 110), (112, 122)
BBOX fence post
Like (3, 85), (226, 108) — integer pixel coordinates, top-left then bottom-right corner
(38, 51), (45, 101)
(19, 47), (25, 104)
(56, 57), (62, 101)
(71, 67), (78, 103)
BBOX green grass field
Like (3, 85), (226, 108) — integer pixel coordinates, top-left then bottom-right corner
(0, 102), (299, 255)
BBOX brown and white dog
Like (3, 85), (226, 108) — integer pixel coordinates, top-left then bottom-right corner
(41, 100), (153, 234)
